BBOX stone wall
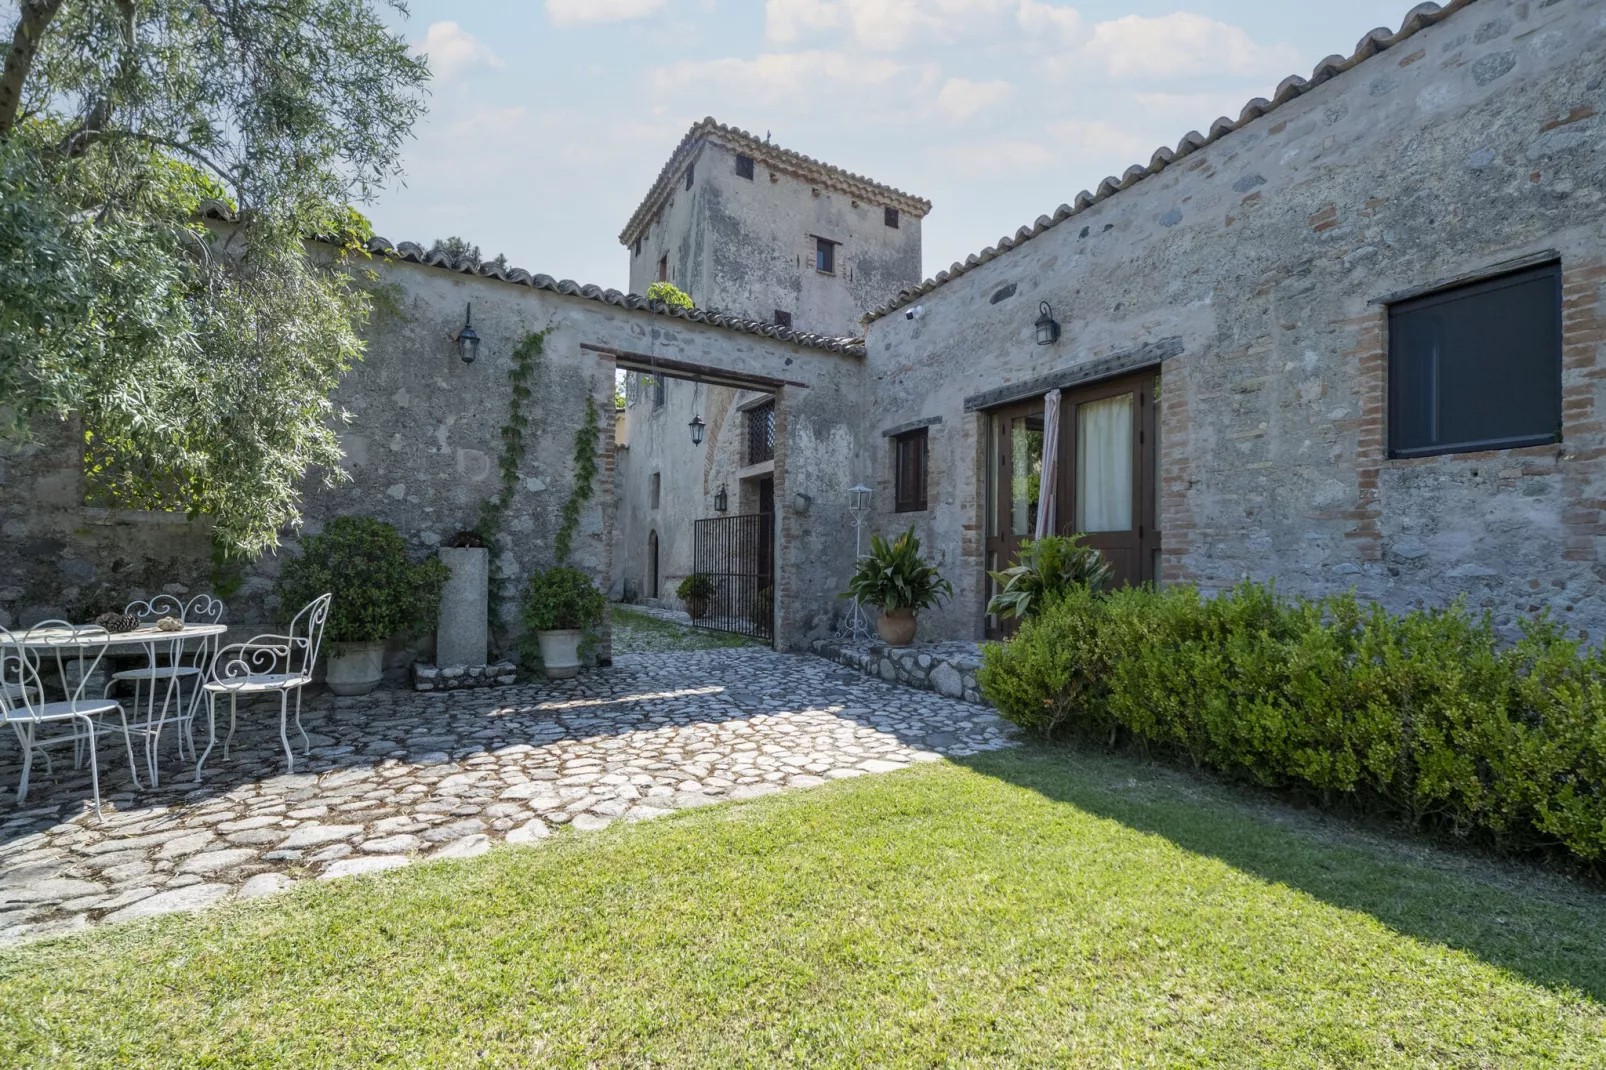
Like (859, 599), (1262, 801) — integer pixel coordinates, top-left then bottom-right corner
(857, 0), (1606, 642)
(627, 139), (924, 338)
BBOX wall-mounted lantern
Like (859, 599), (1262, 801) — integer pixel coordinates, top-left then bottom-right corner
(688, 413), (706, 446)
(1035, 301), (1061, 346)
(454, 303), (481, 364)
(714, 483), (729, 513)
(848, 485), (872, 515)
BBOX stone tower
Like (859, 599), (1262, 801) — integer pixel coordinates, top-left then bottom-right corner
(619, 117), (931, 337)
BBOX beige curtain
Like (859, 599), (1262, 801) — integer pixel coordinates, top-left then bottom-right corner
(1035, 389), (1062, 541)
(1076, 393), (1134, 533)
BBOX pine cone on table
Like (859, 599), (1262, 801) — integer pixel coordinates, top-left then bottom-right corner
(93, 612), (140, 634)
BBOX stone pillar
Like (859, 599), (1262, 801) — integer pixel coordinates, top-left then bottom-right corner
(436, 547), (488, 667)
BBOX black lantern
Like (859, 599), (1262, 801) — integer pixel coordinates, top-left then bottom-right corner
(454, 303), (481, 364)
(688, 413), (706, 445)
(714, 483), (728, 513)
(1035, 301), (1061, 346)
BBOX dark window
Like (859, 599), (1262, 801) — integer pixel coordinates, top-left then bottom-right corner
(685, 164), (694, 190)
(651, 374), (666, 410)
(633, 238), (642, 257)
(773, 310), (792, 329)
(815, 238), (836, 274)
(747, 400), (775, 465)
(1388, 263), (1562, 458)
(735, 154), (754, 180)
(885, 207), (899, 229)
(650, 472), (661, 510)
(894, 428), (928, 513)
(657, 255), (668, 282)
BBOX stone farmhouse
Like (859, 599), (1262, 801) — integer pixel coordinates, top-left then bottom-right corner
(4, 0), (1606, 680)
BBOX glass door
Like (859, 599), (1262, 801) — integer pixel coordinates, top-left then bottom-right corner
(984, 403), (1045, 638)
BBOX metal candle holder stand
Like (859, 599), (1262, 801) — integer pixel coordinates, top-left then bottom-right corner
(837, 485), (875, 644)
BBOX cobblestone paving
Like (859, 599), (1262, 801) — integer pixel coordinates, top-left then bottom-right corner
(0, 648), (1015, 944)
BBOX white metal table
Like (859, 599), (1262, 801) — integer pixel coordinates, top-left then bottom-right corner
(4, 622), (228, 788)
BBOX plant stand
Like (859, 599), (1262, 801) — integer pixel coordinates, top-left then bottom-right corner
(436, 546), (489, 669)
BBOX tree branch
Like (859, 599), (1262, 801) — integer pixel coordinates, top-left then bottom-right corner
(0, 0), (64, 139)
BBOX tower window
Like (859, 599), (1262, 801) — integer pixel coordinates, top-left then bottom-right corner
(685, 164), (694, 190)
(657, 255), (668, 282)
(885, 207), (900, 229)
(633, 238), (642, 257)
(815, 238), (836, 274)
(735, 154), (755, 180)
(650, 472), (661, 510)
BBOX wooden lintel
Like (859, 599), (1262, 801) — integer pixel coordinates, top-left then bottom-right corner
(583, 344), (808, 390)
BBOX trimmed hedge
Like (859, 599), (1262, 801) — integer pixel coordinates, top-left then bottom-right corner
(978, 582), (1606, 865)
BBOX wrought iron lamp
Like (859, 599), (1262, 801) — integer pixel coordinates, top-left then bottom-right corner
(688, 413), (706, 445)
(1035, 301), (1061, 346)
(454, 303), (481, 364)
(714, 483), (728, 513)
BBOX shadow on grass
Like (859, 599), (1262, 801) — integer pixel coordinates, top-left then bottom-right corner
(958, 744), (1606, 1004)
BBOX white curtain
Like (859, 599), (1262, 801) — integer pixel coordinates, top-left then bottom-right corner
(1035, 389), (1061, 541)
(1076, 393), (1133, 533)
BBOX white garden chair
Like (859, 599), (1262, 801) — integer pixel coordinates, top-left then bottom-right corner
(195, 593), (331, 780)
(104, 593), (226, 770)
(0, 622), (123, 817)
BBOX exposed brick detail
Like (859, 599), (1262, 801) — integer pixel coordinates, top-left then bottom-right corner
(1348, 311), (1387, 562)
(1560, 258), (1606, 571)
(1158, 357), (1194, 585)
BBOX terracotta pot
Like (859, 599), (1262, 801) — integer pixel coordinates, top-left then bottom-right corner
(536, 629), (584, 679)
(685, 596), (709, 621)
(876, 608), (917, 647)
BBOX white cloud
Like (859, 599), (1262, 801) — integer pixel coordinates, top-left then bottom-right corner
(1016, 0), (1087, 44)
(415, 22), (504, 83)
(935, 77), (1015, 124)
(546, 0), (668, 28)
(926, 117), (1153, 181)
(1076, 13), (1300, 80)
(646, 50), (941, 118)
(766, 0), (1017, 51)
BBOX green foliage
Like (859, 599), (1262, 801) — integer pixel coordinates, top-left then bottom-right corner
(475, 328), (549, 544)
(842, 529), (953, 613)
(275, 516), (448, 644)
(553, 396), (600, 564)
(979, 580), (1606, 866)
(676, 573), (716, 601)
(519, 567), (606, 634)
(0, 0), (429, 553)
(645, 281), (694, 310)
(987, 534), (1112, 622)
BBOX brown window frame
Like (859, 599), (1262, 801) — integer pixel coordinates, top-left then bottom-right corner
(894, 428), (928, 513)
(656, 255), (668, 282)
(815, 237), (837, 274)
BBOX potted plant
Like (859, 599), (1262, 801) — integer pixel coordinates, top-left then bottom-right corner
(276, 516), (449, 696)
(986, 534), (1112, 622)
(676, 573), (716, 620)
(519, 566), (606, 679)
(841, 528), (953, 647)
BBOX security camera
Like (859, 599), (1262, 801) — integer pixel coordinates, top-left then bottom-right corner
(905, 304), (925, 321)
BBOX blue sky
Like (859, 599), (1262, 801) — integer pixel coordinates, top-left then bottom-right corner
(370, 0), (1420, 294)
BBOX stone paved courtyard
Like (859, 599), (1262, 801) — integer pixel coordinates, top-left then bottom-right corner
(0, 647), (1014, 944)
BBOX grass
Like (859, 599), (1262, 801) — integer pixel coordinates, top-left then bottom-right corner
(610, 604), (762, 652)
(2, 747), (1603, 1067)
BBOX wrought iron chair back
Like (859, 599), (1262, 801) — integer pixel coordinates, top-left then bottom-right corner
(208, 593), (331, 687)
(124, 594), (187, 624)
(0, 622), (113, 723)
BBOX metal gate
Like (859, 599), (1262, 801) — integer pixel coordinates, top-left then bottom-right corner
(692, 513), (774, 641)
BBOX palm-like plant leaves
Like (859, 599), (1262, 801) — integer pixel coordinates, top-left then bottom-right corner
(987, 534), (1111, 622)
(842, 529), (953, 612)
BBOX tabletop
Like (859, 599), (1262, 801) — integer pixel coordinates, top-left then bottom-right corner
(0, 622), (229, 648)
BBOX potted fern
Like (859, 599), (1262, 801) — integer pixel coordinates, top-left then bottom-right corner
(519, 566), (606, 679)
(676, 573), (716, 620)
(842, 529), (952, 647)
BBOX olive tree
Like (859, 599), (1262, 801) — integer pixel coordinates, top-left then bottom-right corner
(0, 1), (429, 552)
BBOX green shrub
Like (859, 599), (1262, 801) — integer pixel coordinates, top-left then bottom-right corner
(645, 281), (694, 310)
(676, 573), (716, 601)
(842, 529), (953, 612)
(986, 534), (1111, 622)
(520, 566), (606, 632)
(276, 516), (448, 644)
(978, 580), (1606, 866)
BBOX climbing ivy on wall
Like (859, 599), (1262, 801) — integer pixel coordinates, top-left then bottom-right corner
(554, 395), (601, 563)
(476, 328), (549, 544)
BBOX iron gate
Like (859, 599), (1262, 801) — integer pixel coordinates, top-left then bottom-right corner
(692, 513), (774, 641)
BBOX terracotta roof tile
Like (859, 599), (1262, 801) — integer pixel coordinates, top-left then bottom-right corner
(864, 0), (1477, 323)
(619, 116), (932, 247)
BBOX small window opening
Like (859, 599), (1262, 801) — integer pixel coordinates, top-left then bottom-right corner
(685, 164), (695, 190)
(650, 472), (661, 510)
(773, 310), (792, 330)
(657, 255), (668, 282)
(885, 207), (900, 229)
(815, 237), (836, 274)
(735, 154), (755, 180)
(894, 428), (929, 513)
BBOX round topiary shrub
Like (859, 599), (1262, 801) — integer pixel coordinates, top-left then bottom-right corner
(519, 566), (606, 633)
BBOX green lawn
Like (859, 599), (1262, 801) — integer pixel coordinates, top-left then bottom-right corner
(3, 748), (1603, 1067)
(610, 604), (763, 652)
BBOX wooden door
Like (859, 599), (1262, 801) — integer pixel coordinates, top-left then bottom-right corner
(984, 401), (1046, 638)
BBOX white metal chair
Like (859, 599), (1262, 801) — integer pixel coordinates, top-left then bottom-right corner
(195, 593), (331, 780)
(103, 594), (225, 783)
(0, 622), (123, 817)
